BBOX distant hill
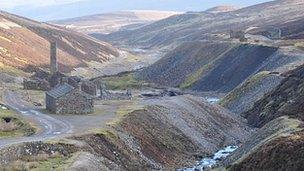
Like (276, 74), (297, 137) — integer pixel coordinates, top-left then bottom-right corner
(100, 0), (304, 49)
(0, 11), (119, 74)
(53, 10), (181, 34)
(206, 5), (239, 13)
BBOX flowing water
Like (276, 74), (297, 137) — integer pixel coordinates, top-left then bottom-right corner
(178, 146), (238, 171)
(206, 97), (220, 104)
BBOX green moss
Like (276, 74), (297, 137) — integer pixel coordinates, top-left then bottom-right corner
(102, 73), (146, 90)
(220, 71), (270, 106)
(179, 63), (213, 89)
(0, 108), (36, 138)
(295, 42), (304, 50)
(31, 156), (71, 171)
(95, 129), (118, 140)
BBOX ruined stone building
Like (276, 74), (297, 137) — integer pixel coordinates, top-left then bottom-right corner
(230, 30), (246, 39)
(81, 81), (97, 96)
(46, 83), (94, 114)
(23, 41), (64, 90)
(99, 84), (132, 100)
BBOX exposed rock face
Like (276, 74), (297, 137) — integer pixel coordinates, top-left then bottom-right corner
(67, 152), (121, 171)
(221, 72), (284, 115)
(138, 42), (279, 93)
(190, 44), (277, 92)
(243, 64), (304, 127)
(138, 41), (234, 88)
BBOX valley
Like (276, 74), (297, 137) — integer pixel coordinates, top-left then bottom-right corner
(0, 0), (304, 170)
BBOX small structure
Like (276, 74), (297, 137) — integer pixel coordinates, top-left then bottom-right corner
(50, 41), (58, 74)
(230, 30), (246, 39)
(99, 84), (132, 100)
(49, 71), (65, 88)
(81, 81), (97, 96)
(23, 42), (64, 90)
(46, 83), (94, 114)
(265, 27), (282, 40)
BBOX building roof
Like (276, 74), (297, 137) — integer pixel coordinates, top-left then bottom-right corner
(46, 83), (75, 99)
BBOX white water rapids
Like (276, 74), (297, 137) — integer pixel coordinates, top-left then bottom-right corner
(178, 146), (238, 171)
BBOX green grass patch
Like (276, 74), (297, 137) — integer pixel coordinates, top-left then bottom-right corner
(0, 108), (36, 138)
(220, 71), (270, 106)
(2, 152), (74, 171)
(95, 129), (118, 140)
(102, 73), (146, 90)
(0, 61), (27, 77)
(179, 63), (213, 89)
(31, 155), (71, 171)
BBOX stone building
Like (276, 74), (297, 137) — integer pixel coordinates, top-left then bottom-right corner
(46, 83), (94, 114)
(68, 76), (82, 88)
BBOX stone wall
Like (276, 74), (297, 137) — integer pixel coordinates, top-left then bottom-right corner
(45, 94), (57, 113)
(100, 88), (132, 100)
(230, 30), (246, 39)
(55, 90), (94, 114)
(81, 81), (97, 96)
(23, 78), (50, 91)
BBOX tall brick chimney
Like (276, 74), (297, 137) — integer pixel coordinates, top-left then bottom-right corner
(50, 41), (58, 74)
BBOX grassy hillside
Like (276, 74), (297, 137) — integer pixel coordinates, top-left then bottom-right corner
(101, 0), (304, 49)
(0, 11), (119, 74)
(53, 10), (181, 34)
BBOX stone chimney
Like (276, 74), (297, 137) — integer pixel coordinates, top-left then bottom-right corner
(50, 41), (58, 74)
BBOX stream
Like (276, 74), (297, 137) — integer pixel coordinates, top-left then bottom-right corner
(206, 97), (220, 104)
(178, 146), (238, 171)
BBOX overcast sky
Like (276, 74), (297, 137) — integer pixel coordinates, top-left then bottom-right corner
(0, 0), (271, 21)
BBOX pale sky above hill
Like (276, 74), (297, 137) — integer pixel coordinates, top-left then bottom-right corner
(0, 0), (271, 21)
(0, 0), (83, 8)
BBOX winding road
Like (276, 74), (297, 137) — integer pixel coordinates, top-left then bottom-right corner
(0, 91), (73, 149)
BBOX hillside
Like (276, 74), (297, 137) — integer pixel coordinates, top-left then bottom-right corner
(137, 41), (304, 93)
(100, 0), (304, 49)
(242, 64), (304, 127)
(0, 95), (252, 170)
(53, 11), (181, 34)
(0, 11), (119, 75)
(220, 64), (304, 170)
(205, 5), (239, 13)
